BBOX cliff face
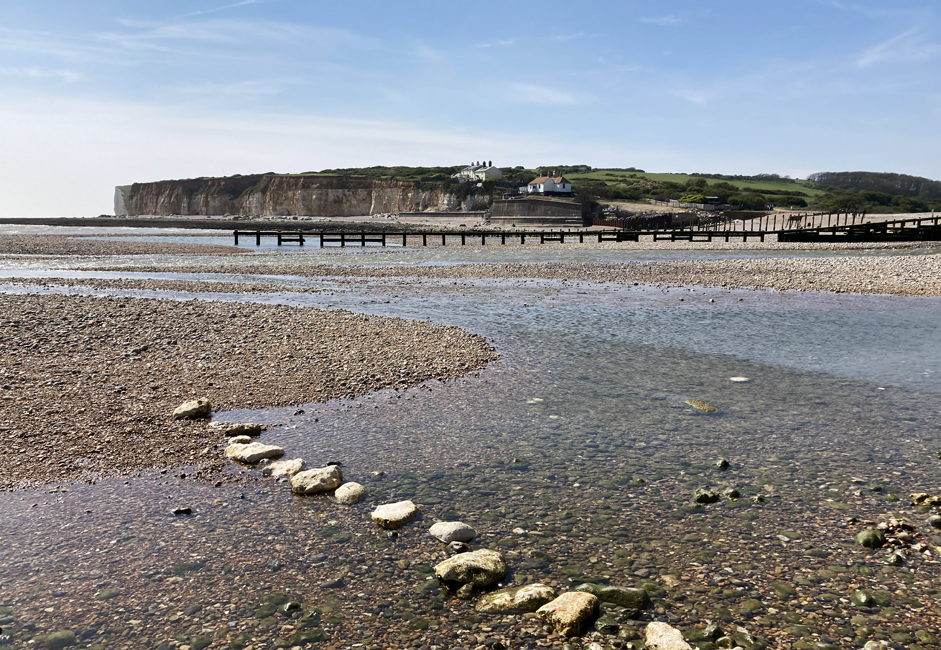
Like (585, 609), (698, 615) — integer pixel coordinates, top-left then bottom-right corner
(117, 175), (484, 217)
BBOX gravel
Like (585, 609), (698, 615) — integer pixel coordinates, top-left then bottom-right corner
(0, 293), (496, 490)
(87, 253), (941, 297)
(0, 235), (243, 256)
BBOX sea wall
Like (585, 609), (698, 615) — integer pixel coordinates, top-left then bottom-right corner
(116, 175), (487, 217)
(489, 197), (585, 226)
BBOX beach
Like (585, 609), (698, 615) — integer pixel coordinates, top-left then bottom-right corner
(1, 230), (940, 650)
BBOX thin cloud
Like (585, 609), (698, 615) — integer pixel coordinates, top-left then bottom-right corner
(178, 0), (266, 19)
(506, 83), (579, 106)
(0, 67), (80, 82)
(641, 14), (684, 26)
(553, 32), (584, 42)
(475, 38), (515, 48)
(173, 80), (283, 96)
(856, 29), (941, 68)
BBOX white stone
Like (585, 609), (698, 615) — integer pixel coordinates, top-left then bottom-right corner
(224, 442), (284, 464)
(429, 521), (476, 543)
(268, 458), (304, 477)
(729, 376), (751, 383)
(371, 500), (419, 529)
(209, 421), (263, 436)
(290, 466), (343, 494)
(434, 549), (506, 587)
(335, 482), (366, 504)
(476, 584), (557, 613)
(645, 621), (693, 650)
(173, 397), (211, 420)
(228, 435), (252, 445)
(536, 592), (599, 637)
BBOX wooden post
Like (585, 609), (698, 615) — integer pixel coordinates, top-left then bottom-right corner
(298, 230), (304, 246)
(540, 232), (545, 244)
(560, 233), (565, 243)
(401, 233), (405, 247)
(501, 232), (506, 245)
(521, 233), (525, 244)
(234, 230), (239, 245)
(442, 233), (446, 246)
(481, 234), (486, 245)
(277, 232), (282, 246)
(320, 232), (324, 247)
(579, 232), (584, 243)
(422, 233), (427, 246)
(361, 233), (366, 247)
(340, 233), (346, 247)
(461, 233), (465, 245)
(256, 231), (261, 246)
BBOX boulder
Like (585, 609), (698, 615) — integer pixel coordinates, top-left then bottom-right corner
(476, 584), (557, 613)
(228, 435), (252, 445)
(290, 466), (343, 494)
(574, 583), (650, 611)
(856, 528), (887, 549)
(268, 458), (304, 477)
(536, 591), (599, 637)
(685, 399), (717, 413)
(645, 621), (693, 650)
(209, 421), (263, 437)
(694, 487), (720, 504)
(429, 521), (477, 543)
(434, 549), (506, 587)
(173, 397), (211, 420)
(335, 482), (366, 504)
(224, 442), (284, 464)
(371, 500), (419, 529)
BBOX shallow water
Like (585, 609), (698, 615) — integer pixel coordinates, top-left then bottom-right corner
(1, 258), (941, 649)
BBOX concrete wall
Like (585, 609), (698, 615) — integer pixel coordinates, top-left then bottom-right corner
(490, 198), (584, 226)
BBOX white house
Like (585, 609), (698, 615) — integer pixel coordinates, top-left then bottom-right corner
(523, 175), (573, 196)
(453, 161), (503, 182)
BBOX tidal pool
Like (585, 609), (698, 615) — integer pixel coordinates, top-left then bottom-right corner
(1, 263), (940, 650)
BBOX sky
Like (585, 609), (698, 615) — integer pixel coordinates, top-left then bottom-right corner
(1, 0), (940, 216)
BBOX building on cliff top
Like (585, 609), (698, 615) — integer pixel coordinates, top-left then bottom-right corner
(523, 175), (573, 197)
(453, 161), (503, 182)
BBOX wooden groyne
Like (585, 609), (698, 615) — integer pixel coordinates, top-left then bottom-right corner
(233, 214), (941, 247)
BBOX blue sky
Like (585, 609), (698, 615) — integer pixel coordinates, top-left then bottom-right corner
(1, 0), (939, 215)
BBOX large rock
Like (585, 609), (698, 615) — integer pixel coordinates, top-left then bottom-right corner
(209, 421), (263, 437)
(536, 591), (599, 637)
(434, 549), (506, 587)
(429, 521), (477, 543)
(224, 442), (284, 464)
(335, 482), (366, 504)
(856, 528), (887, 549)
(290, 466), (343, 494)
(268, 458), (304, 477)
(685, 399), (717, 413)
(371, 500), (418, 529)
(476, 584), (557, 613)
(173, 397), (211, 420)
(574, 583), (650, 611)
(645, 621), (693, 650)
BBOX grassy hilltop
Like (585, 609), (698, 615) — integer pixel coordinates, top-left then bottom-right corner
(164, 166), (941, 214)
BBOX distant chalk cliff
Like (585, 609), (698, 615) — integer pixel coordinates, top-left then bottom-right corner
(114, 175), (484, 217)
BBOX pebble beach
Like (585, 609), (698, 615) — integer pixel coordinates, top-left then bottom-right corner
(1, 231), (940, 650)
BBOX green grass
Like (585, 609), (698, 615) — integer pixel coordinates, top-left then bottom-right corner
(567, 171), (826, 197)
